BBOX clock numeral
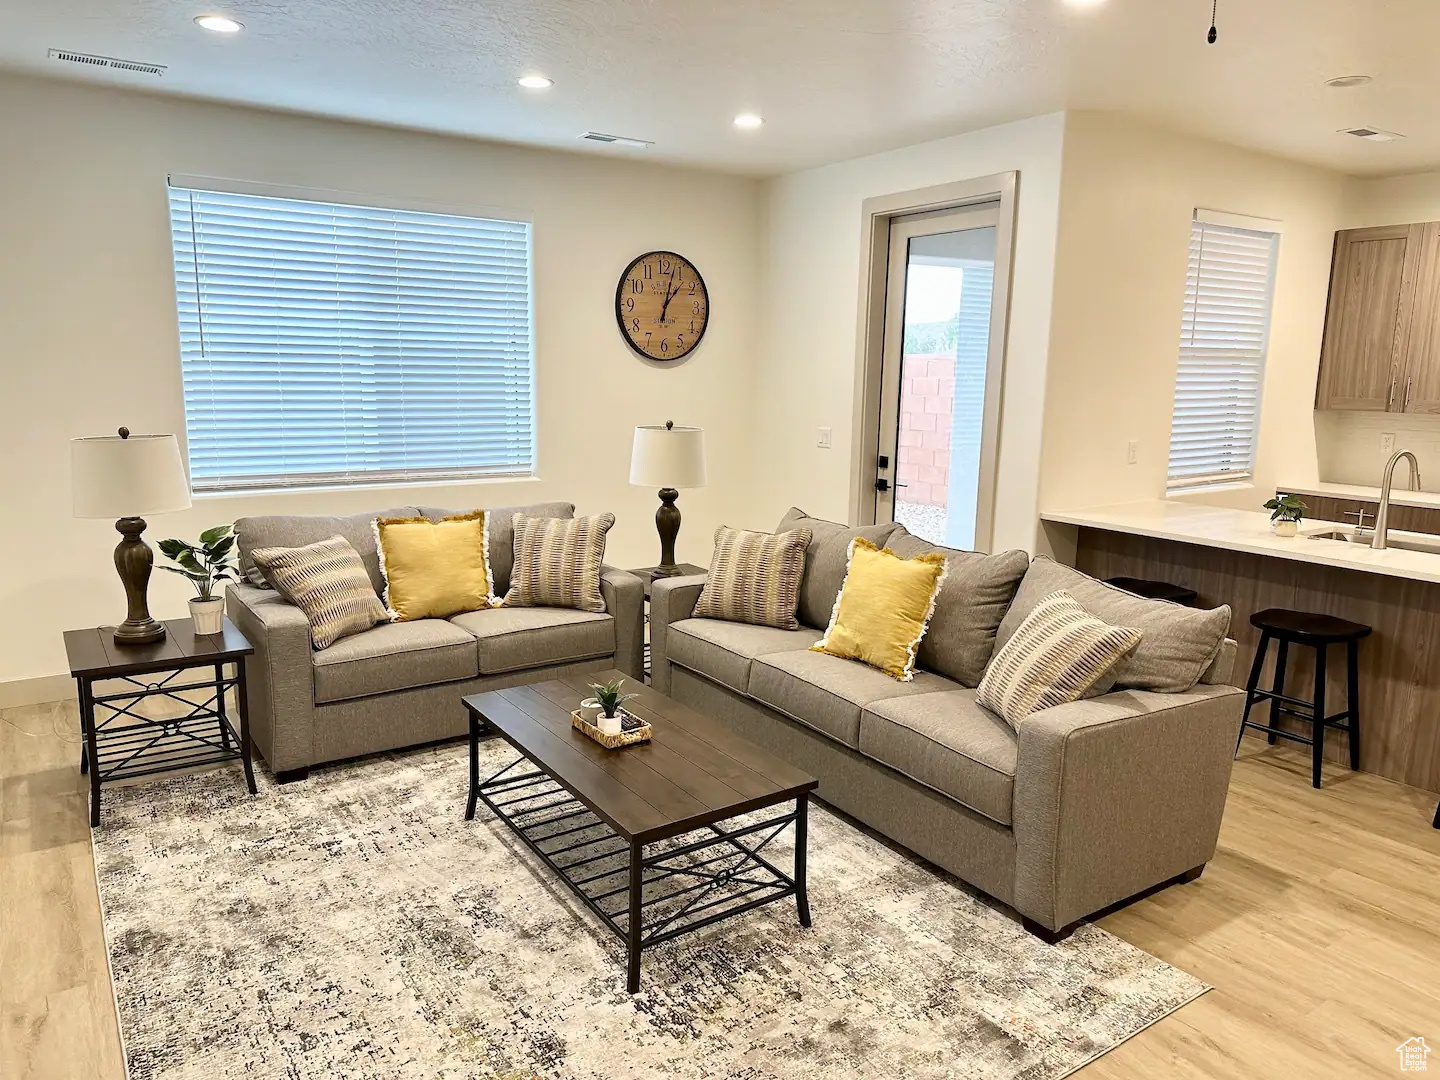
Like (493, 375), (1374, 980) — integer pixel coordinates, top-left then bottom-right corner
(677, 334), (685, 350)
(630, 278), (642, 294)
(692, 300), (702, 315)
(631, 318), (640, 333)
(624, 297), (635, 313)
(689, 320), (696, 334)
(659, 257), (672, 274)
(660, 338), (669, 355)
(688, 281), (697, 295)
(644, 332), (652, 347)
(643, 262), (652, 280)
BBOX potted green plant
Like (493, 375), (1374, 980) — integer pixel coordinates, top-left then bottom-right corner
(582, 677), (640, 735)
(1262, 493), (1308, 538)
(158, 525), (238, 635)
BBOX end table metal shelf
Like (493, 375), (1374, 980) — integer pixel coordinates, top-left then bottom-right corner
(63, 617), (257, 826)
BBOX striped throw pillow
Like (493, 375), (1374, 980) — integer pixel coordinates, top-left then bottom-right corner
(249, 535), (387, 650)
(978, 590), (1143, 729)
(695, 526), (813, 629)
(501, 512), (615, 613)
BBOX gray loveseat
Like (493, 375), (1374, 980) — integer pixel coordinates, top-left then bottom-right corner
(650, 509), (1244, 938)
(227, 501), (644, 780)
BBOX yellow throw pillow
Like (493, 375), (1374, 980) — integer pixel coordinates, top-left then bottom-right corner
(374, 511), (494, 622)
(811, 537), (948, 681)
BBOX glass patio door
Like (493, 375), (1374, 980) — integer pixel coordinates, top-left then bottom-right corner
(873, 205), (1002, 551)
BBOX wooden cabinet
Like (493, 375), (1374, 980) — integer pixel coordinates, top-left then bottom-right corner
(1319, 226), (1428, 411)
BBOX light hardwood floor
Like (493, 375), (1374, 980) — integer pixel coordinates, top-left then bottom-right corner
(3, 697), (1438, 1079)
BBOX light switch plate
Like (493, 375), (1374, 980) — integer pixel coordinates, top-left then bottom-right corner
(817, 426), (832, 449)
(1126, 439), (1138, 465)
(1381, 432), (1396, 454)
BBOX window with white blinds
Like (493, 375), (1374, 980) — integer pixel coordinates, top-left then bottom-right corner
(168, 181), (534, 493)
(1167, 216), (1280, 490)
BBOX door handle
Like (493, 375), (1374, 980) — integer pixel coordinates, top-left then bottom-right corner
(1388, 368), (1398, 409)
(1405, 375), (1414, 411)
(875, 478), (890, 493)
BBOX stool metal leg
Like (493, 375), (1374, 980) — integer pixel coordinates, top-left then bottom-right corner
(1267, 638), (1289, 745)
(1238, 631), (1270, 755)
(1311, 643), (1327, 789)
(1346, 639), (1361, 772)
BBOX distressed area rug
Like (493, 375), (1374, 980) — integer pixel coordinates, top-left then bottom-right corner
(93, 741), (1206, 1080)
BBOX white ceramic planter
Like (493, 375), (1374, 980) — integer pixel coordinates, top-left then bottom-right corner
(1273, 519), (1298, 538)
(597, 712), (624, 736)
(190, 596), (225, 635)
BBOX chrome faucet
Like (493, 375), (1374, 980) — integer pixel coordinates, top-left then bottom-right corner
(1372, 449), (1422, 550)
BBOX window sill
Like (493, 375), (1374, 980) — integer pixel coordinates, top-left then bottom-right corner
(193, 474), (541, 501)
(1166, 480), (1255, 498)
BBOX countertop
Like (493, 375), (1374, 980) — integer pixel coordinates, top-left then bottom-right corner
(1277, 480), (1440, 512)
(1041, 499), (1440, 585)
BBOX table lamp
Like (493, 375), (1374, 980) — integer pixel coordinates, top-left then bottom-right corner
(72, 427), (193, 645)
(630, 421), (707, 578)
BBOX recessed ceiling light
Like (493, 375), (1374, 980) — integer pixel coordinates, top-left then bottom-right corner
(733, 113), (763, 129)
(194, 14), (243, 32)
(517, 75), (553, 90)
(1326, 75), (1373, 89)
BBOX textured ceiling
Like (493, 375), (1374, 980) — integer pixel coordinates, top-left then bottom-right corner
(0, 0), (1435, 177)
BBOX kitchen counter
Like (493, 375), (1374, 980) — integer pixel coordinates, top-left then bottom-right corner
(1277, 479), (1440, 512)
(1041, 499), (1440, 585)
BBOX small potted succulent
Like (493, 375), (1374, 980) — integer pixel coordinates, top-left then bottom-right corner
(158, 525), (238, 635)
(1262, 493), (1308, 538)
(582, 677), (640, 735)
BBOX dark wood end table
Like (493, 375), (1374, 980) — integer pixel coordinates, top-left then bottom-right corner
(63, 617), (257, 826)
(463, 670), (817, 993)
(627, 564), (706, 680)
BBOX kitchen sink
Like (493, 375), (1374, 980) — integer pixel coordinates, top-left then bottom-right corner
(1308, 529), (1440, 555)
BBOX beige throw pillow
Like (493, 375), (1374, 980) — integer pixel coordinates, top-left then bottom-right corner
(249, 535), (388, 649)
(501, 512), (615, 613)
(695, 525), (813, 629)
(978, 590), (1143, 729)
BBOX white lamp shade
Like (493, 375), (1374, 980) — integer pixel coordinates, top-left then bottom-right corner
(630, 424), (708, 489)
(71, 432), (193, 519)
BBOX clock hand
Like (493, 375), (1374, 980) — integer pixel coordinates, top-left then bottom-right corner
(659, 277), (680, 322)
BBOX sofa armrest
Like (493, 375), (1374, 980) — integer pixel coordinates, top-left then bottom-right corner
(226, 583), (316, 774)
(648, 573), (707, 694)
(600, 565), (645, 680)
(1012, 684), (1244, 931)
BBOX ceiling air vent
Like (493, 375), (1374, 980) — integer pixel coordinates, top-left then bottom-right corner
(49, 48), (166, 76)
(1340, 126), (1403, 143)
(579, 131), (653, 149)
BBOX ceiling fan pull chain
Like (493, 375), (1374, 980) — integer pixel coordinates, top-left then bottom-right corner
(1207, 0), (1218, 44)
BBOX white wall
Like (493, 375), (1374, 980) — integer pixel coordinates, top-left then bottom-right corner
(0, 72), (761, 687)
(1037, 112), (1347, 517)
(752, 113), (1067, 551)
(1344, 170), (1440, 227)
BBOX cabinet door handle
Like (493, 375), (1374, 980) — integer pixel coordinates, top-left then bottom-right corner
(1388, 368), (1399, 409)
(1405, 375), (1414, 411)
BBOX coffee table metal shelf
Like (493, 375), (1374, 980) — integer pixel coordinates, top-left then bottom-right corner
(464, 671), (817, 993)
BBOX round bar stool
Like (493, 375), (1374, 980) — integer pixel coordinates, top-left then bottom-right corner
(1104, 576), (1199, 606)
(1238, 608), (1372, 788)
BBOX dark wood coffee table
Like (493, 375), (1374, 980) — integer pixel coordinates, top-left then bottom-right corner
(463, 670), (818, 993)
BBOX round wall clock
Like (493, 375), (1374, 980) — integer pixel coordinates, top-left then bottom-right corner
(615, 250), (709, 362)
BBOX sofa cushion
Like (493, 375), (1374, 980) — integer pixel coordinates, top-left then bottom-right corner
(887, 527), (1030, 688)
(995, 556), (1230, 694)
(500, 512), (615, 613)
(249, 536), (388, 650)
(859, 690), (1018, 825)
(421, 501), (575, 596)
(450, 606), (615, 675)
(694, 525), (812, 630)
(237, 506), (418, 592)
(312, 619), (478, 704)
(776, 508), (900, 631)
(748, 649), (957, 747)
(668, 618), (823, 693)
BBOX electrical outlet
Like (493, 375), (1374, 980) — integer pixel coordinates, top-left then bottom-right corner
(1381, 432), (1396, 455)
(1126, 439), (1138, 465)
(817, 426), (832, 449)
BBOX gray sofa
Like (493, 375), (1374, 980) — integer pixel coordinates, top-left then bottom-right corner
(650, 509), (1245, 938)
(227, 501), (644, 780)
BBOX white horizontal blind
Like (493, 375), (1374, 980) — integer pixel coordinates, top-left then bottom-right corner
(169, 184), (533, 493)
(1167, 219), (1279, 489)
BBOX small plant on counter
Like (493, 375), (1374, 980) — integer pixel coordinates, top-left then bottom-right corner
(583, 678), (639, 720)
(1262, 494), (1308, 524)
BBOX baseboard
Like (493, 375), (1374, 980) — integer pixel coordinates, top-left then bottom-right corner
(0, 673), (72, 710)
